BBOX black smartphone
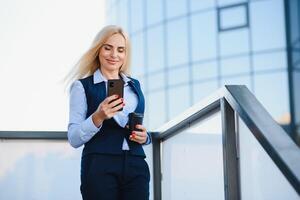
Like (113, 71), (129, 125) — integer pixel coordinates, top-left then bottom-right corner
(107, 79), (124, 111)
(129, 112), (144, 132)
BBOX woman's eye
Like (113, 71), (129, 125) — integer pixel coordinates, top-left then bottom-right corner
(118, 48), (125, 53)
(104, 46), (111, 50)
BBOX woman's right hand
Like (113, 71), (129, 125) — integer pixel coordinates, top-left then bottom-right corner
(92, 95), (125, 127)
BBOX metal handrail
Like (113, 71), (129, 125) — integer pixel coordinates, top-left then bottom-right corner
(151, 85), (300, 199)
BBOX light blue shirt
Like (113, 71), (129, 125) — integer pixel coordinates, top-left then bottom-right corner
(67, 69), (150, 149)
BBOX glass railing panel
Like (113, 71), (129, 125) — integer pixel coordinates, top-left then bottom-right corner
(161, 111), (225, 200)
(0, 139), (82, 200)
(0, 139), (154, 200)
(238, 117), (299, 199)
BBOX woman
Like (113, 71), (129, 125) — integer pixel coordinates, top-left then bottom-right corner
(66, 25), (151, 200)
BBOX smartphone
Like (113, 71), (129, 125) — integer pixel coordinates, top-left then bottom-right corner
(129, 112), (144, 132)
(107, 79), (124, 111)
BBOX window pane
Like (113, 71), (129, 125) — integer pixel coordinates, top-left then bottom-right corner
(168, 66), (189, 86)
(254, 72), (290, 122)
(0, 0), (105, 131)
(221, 55), (250, 76)
(130, 0), (144, 33)
(192, 81), (218, 104)
(166, 0), (187, 19)
(131, 32), (145, 76)
(168, 85), (190, 119)
(147, 25), (165, 72)
(218, 0), (247, 7)
(148, 90), (166, 130)
(167, 18), (188, 67)
(190, 0), (215, 12)
(191, 10), (217, 61)
(118, 0), (129, 32)
(253, 51), (287, 72)
(250, 0), (286, 51)
(148, 72), (165, 91)
(219, 3), (248, 30)
(146, 0), (163, 26)
(192, 61), (218, 81)
(219, 28), (250, 57)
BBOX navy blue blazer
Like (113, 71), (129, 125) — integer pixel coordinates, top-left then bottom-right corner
(79, 74), (150, 158)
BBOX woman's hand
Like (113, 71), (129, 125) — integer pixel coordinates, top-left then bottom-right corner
(128, 124), (148, 144)
(92, 95), (125, 127)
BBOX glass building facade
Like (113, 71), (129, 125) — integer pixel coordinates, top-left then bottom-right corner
(105, 0), (300, 143)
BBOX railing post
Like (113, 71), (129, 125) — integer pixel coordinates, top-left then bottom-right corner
(221, 98), (241, 200)
(151, 132), (162, 200)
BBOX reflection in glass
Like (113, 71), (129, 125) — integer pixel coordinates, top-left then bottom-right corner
(238, 117), (299, 199)
(219, 3), (248, 30)
(161, 112), (224, 199)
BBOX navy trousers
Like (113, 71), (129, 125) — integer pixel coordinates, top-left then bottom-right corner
(80, 151), (150, 200)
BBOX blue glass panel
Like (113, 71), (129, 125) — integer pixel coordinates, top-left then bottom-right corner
(192, 81), (218, 104)
(148, 90), (167, 130)
(130, 0), (144, 33)
(146, 0), (163, 26)
(148, 72), (165, 91)
(191, 10), (217, 61)
(192, 61), (218, 81)
(166, 0), (187, 19)
(293, 71), (300, 131)
(168, 66), (189, 86)
(221, 55), (250, 76)
(219, 4), (247, 30)
(167, 18), (188, 67)
(253, 51), (287, 72)
(168, 85), (190, 118)
(219, 29), (250, 57)
(190, 0), (215, 12)
(118, 0), (129, 32)
(147, 25), (165, 72)
(131, 32), (145, 76)
(254, 71), (290, 121)
(250, 0), (286, 51)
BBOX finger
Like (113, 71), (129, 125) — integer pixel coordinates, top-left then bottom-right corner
(132, 130), (146, 137)
(104, 95), (119, 104)
(111, 103), (125, 112)
(129, 135), (142, 144)
(108, 98), (123, 108)
(135, 124), (146, 132)
(132, 133), (146, 141)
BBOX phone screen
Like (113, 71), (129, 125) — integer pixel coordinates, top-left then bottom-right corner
(107, 79), (124, 111)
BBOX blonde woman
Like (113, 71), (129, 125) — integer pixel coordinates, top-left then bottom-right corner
(66, 25), (151, 200)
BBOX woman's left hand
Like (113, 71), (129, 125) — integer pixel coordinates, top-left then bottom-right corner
(128, 124), (148, 144)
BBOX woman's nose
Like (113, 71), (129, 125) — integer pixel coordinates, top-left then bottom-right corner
(111, 50), (117, 58)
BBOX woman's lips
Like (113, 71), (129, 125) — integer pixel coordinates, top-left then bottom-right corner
(106, 59), (118, 64)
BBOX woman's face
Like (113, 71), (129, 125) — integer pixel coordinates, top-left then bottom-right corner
(99, 33), (126, 73)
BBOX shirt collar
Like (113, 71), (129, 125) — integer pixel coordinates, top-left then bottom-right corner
(93, 68), (131, 85)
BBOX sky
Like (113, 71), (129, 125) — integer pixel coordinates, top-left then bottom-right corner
(0, 0), (106, 131)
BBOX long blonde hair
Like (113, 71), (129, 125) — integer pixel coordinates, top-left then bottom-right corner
(64, 25), (131, 91)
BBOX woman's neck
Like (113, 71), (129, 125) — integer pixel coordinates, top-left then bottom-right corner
(100, 68), (120, 80)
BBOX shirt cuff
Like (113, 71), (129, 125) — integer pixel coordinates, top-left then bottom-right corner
(143, 132), (152, 145)
(80, 115), (102, 140)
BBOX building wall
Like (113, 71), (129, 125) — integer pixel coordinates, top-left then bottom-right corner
(106, 0), (291, 132)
